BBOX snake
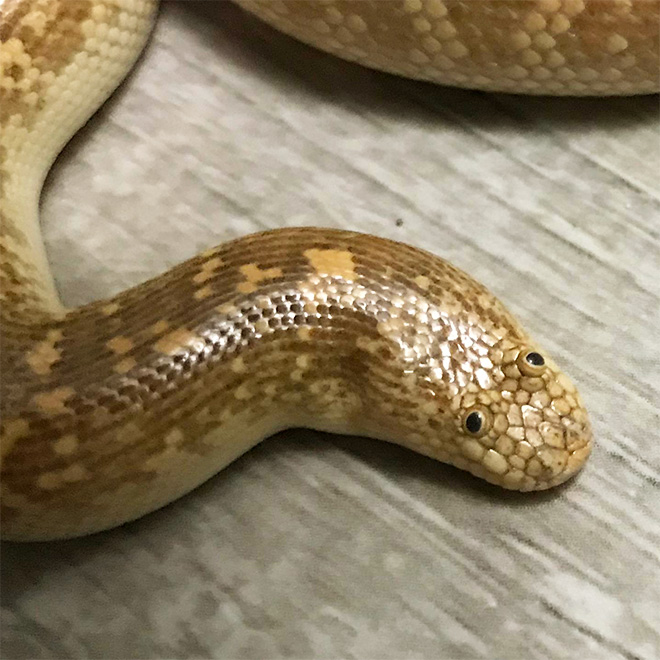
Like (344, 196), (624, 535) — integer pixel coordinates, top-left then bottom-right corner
(1, 0), (657, 542)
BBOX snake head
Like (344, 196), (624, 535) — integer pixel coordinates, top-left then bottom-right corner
(345, 255), (594, 492)
(444, 344), (593, 491)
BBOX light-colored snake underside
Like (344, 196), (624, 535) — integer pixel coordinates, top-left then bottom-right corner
(3, 0), (655, 540)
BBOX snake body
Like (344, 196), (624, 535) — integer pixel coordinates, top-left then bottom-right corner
(3, 0), (656, 542)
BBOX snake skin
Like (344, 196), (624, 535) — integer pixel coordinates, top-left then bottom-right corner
(237, 0), (660, 96)
(4, 0), (654, 540)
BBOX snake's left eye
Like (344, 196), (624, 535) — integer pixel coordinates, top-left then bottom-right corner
(462, 406), (492, 437)
(517, 349), (546, 376)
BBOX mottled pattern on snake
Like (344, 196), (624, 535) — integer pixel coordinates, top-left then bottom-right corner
(237, 0), (660, 96)
(2, 228), (593, 540)
(3, 0), (654, 541)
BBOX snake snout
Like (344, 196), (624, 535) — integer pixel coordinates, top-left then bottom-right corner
(533, 417), (593, 488)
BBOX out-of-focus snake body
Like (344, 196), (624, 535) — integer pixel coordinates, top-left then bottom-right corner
(1, 0), (656, 541)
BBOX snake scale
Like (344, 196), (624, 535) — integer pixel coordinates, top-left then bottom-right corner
(1, 0), (657, 542)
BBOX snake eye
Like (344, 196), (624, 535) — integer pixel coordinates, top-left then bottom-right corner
(517, 349), (546, 376)
(462, 406), (492, 437)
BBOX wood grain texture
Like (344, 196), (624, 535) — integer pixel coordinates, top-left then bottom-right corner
(1, 2), (659, 658)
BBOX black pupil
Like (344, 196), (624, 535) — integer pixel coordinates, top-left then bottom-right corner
(465, 411), (483, 434)
(525, 351), (545, 367)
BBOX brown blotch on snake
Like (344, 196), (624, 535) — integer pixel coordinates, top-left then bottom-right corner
(5, 0), (653, 541)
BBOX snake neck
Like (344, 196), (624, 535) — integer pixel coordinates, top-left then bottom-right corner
(2, 228), (486, 539)
(1, 227), (520, 458)
(1, 227), (470, 424)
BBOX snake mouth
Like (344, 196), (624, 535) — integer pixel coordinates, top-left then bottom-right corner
(455, 417), (593, 492)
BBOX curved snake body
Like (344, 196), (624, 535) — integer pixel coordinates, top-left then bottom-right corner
(3, 0), (655, 541)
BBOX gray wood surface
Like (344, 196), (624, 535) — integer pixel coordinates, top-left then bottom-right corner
(2, 2), (659, 659)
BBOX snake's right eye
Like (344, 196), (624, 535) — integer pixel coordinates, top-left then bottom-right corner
(517, 349), (547, 377)
(462, 406), (492, 437)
